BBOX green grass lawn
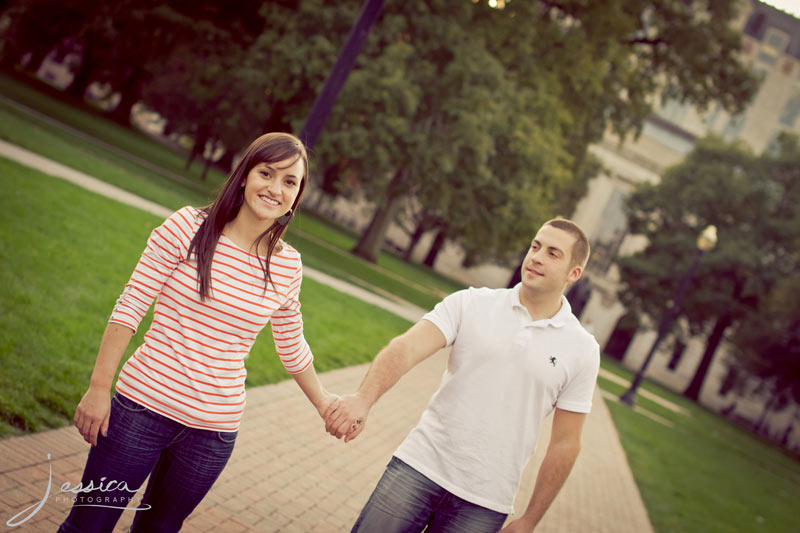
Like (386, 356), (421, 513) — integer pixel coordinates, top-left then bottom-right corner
(0, 98), (215, 210)
(0, 71), (229, 189)
(0, 159), (411, 437)
(0, 73), (465, 309)
(597, 356), (800, 533)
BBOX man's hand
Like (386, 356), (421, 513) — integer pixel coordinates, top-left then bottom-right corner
(499, 518), (535, 533)
(323, 393), (371, 442)
(74, 386), (111, 446)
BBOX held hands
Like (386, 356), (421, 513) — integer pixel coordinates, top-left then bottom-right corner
(74, 386), (111, 446)
(323, 393), (371, 443)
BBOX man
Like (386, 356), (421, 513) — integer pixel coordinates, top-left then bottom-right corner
(324, 218), (600, 532)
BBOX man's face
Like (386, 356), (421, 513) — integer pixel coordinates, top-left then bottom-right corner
(520, 225), (582, 294)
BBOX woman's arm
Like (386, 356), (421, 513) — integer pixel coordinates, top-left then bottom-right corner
(75, 209), (193, 445)
(74, 323), (134, 446)
(291, 364), (338, 419)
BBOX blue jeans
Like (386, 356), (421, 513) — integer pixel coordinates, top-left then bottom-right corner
(58, 393), (237, 533)
(352, 457), (508, 533)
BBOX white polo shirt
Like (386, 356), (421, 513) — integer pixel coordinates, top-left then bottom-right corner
(393, 284), (600, 514)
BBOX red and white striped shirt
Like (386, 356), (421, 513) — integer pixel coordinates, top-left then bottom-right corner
(109, 206), (313, 432)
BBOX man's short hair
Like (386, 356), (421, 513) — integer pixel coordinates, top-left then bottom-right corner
(543, 218), (590, 269)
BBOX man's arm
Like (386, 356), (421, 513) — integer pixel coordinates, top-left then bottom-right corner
(500, 408), (587, 532)
(323, 319), (446, 442)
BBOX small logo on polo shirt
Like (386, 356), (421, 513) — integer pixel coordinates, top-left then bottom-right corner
(549, 356), (557, 367)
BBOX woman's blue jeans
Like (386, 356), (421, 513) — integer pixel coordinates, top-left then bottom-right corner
(58, 393), (237, 533)
(352, 457), (508, 533)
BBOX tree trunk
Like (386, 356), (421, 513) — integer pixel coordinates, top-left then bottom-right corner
(186, 124), (210, 170)
(264, 100), (291, 133)
(403, 211), (431, 262)
(216, 147), (236, 174)
(201, 152), (214, 182)
(423, 225), (448, 268)
(110, 68), (141, 125)
(352, 169), (405, 263)
(461, 250), (479, 268)
(683, 313), (733, 402)
(24, 45), (50, 74)
(755, 392), (775, 435)
(66, 38), (93, 100)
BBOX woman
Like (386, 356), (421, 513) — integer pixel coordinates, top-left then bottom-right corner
(59, 132), (335, 533)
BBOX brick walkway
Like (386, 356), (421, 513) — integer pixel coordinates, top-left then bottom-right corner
(1, 140), (653, 532)
(1, 353), (651, 532)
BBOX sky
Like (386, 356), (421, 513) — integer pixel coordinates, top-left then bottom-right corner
(761, 0), (800, 18)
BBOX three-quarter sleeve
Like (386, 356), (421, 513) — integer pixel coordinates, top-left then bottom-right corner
(109, 207), (197, 333)
(270, 261), (314, 374)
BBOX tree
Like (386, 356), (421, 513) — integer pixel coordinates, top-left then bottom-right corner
(139, 29), (257, 176)
(315, 0), (758, 266)
(481, 0), (759, 281)
(0, 0), (93, 72)
(737, 274), (800, 398)
(1, 0), (266, 124)
(617, 134), (800, 402)
(315, 0), (574, 263)
(732, 274), (800, 434)
(93, 0), (265, 124)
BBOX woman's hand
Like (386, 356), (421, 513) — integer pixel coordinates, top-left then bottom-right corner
(74, 386), (111, 446)
(314, 391), (340, 420)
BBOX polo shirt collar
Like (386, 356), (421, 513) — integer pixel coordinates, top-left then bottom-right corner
(510, 283), (571, 328)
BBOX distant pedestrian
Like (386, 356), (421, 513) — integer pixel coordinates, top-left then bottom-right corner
(325, 218), (600, 533)
(59, 132), (336, 533)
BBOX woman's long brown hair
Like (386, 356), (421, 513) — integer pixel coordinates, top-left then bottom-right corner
(187, 132), (309, 301)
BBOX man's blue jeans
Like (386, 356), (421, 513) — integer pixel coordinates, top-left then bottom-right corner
(58, 393), (237, 533)
(352, 456), (508, 533)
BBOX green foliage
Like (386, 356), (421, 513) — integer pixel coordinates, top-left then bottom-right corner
(620, 135), (800, 328)
(315, 0), (577, 263)
(733, 274), (800, 404)
(617, 134), (800, 398)
(1, 0), (267, 124)
(315, 0), (758, 265)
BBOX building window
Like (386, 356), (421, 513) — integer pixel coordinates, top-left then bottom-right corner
(758, 27), (789, 65)
(667, 339), (686, 371)
(765, 28), (789, 53)
(779, 87), (800, 127)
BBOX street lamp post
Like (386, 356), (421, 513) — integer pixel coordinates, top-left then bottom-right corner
(619, 225), (718, 407)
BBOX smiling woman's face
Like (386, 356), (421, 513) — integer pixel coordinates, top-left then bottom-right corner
(239, 156), (305, 226)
